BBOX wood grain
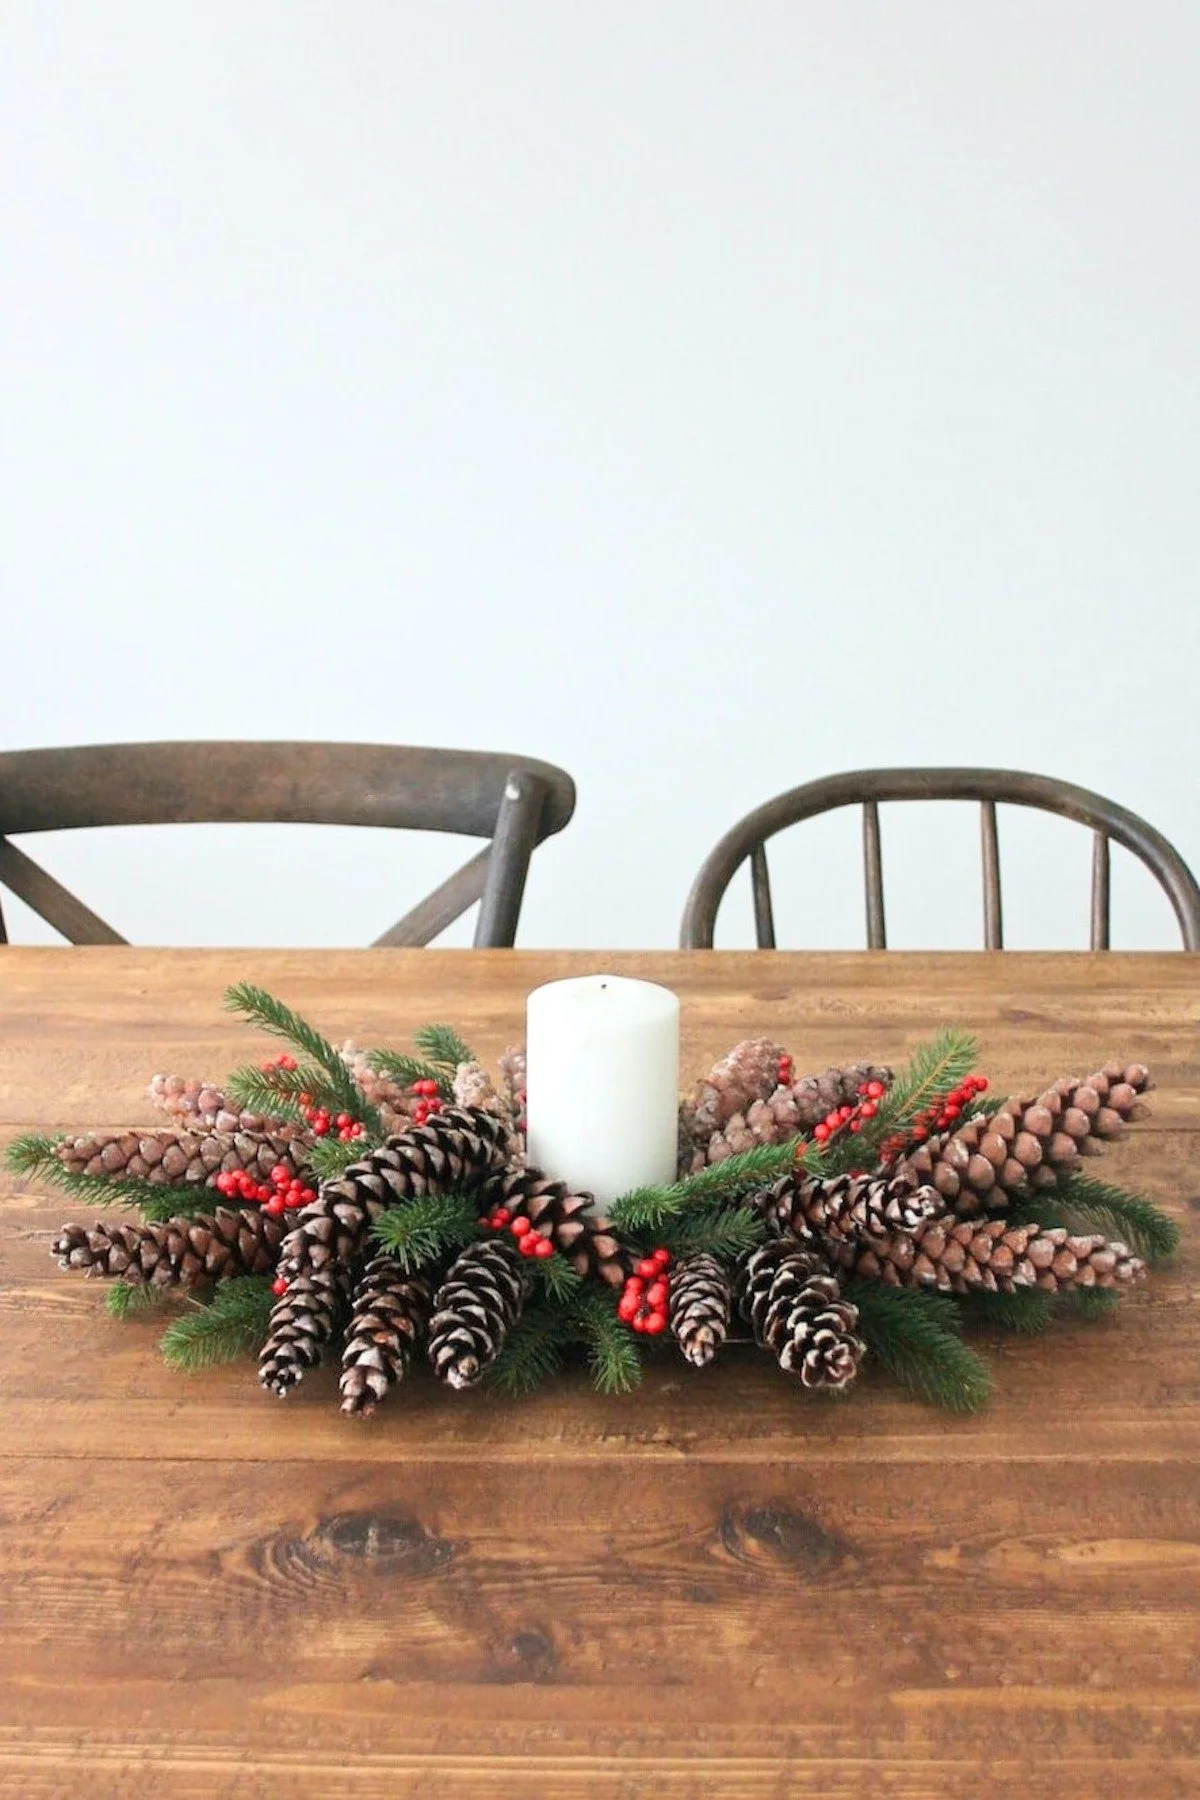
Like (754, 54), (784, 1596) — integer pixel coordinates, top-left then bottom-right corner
(1, 949), (1199, 1800)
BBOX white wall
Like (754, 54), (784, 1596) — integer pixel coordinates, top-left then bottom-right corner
(1, 1), (1196, 950)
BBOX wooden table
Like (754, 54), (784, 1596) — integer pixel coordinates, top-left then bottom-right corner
(1, 949), (1198, 1800)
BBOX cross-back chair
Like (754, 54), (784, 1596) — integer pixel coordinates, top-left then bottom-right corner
(680, 768), (1200, 950)
(0, 742), (576, 946)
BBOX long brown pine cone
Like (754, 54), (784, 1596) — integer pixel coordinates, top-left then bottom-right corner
(483, 1166), (631, 1288)
(668, 1252), (733, 1367)
(260, 1108), (509, 1398)
(53, 1204), (298, 1287)
(736, 1240), (865, 1389)
(339, 1256), (434, 1417)
(832, 1215), (1145, 1295)
(427, 1237), (528, 1390)
(148, 1073), (307, 1139)
(755, 1171), (942, 1247)
(58, 1127), (310, 1187)
(682, 1059), (893, 1172)
(896, 1063), (1154, 1217)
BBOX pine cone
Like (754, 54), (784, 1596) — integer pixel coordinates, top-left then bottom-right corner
(339, 1256), (433, 1417)
(427, 1238), (528, 1389)
(453, 1063), (524, 1162)
(897, 1064), (1154, 1216)
(736, 1240), (864, 1389)
(259, 1109), (509, 1397)
(683, 1060), (892, 1171)
(337, 1043), (422, 1136)
(681, 1039), (787, 1151)
(148, 1073), (306, 1139)
(837, 1215), (1145, 1294)
(53, 1204), (296, 1287)
(497, 1046), (527, 1119)
(486, 1166), (631, 1288)
(668, 1253), (732, 1367)
(758, 1171), (942, 1246)
(57, 1128), (308, 1188)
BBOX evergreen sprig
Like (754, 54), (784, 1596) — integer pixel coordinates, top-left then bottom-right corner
(223, 983), (381, 1133)
(1053, 1177), (1180, 1262)
(221, 1065), (310, 1126)
(160, 1276), (275, 1371)
(365, 1047), (452, 1099)
(1059, 1287), (1121, 1320)
(488, 1305), (568, 1397)
(825, 1028), (979, 1173)
(533, 1252), (583, 1304)
(106, 1281), (172, 1320)
(961, 1288), (1054, 1335)
(576, 1292), (643, 1394)
(658, 1205), (766, 1261)
(307, 1135), (376, 1181)
(414, 1024), (475, 1071)
(372, 1193), (479, 1271)
(3, 1132), (210, 1223)
(847, 1280), (993, 1413)
(611, 1138), (815, 1235)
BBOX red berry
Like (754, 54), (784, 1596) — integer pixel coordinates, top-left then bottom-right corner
(848, 1119), (862, 1134)
(652, 1247), (671, 1267)
(265, 1197), (287, 1217)
(943, 1102), (961, 1122)
(912, 1124), (929, 1142)
(313, 1119), (328, 1136)
(860, 1100), (877, 1119)
(533, 1236), (554, 1259)
(636, 1257), (659, 1280)
(510, 1216), (531, 1238)
(624, 1276), (644, 1296)
(270, 1164), (289, 1183)
(646, 1280), (668, 1308)
(631, 1314), (648, 1333)
(643, 1310), (667, 1335)
(493, 1208), (511, 1226)
(868, 1079), (886, 1099)
(838, 1105), (854, 1121)
(271, 1276), (288, 1297)
(975, 1075), (988, 1092)
(813, 1122), (830, 1143)
(518, 1236), (538, 1257)
(617, 1293), (640, 1322)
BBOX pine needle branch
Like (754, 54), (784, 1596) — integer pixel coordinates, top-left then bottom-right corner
(372, 1193), (480, 1272)
(1053, 1176), (1181, 1262)
(222, 1063), (321, 1126)
(4, 1134), (211, 1222)
(960, 1289), (1054, 1335)
(1059, 1287), (1121, 1320)
(611, 1138), (811, 1234)
(533, 1253), (583, 1304)
(487, 1305), (567, 1397)
(223, 983), (381, 1131)
(826, 1028), (979, 1172)
(106, 1281), (173, 1320)
(847, 1280), (993, 1413)
(657, 1206), (767, 1260)
(307, 1136), (377, 1181)
(160, 1276), (275, 1371)
(364, 1047), (452, 1099)
(414, 1024), (475, 1071)
(575, 1292), (644, 1394)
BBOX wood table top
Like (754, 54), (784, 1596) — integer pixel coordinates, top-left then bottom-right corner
(1, 948), (1198, 1799)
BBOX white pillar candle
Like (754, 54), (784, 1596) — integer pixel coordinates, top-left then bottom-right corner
(525, 974), (680, 1203)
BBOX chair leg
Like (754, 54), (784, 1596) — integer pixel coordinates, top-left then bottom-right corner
(474, 773), (548, 948)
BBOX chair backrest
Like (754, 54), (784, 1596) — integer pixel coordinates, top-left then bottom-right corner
(0, 742), (576, 947)
(680, 767), (1200, 951)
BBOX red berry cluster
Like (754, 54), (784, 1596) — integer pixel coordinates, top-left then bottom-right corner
(260, 1053), (366, 1142)
(485, 1205), (554, 1260)
(879, 1074), (989, 1162)
(408, 1078), (445, 1128)
(617, 1249), (672, 1334)
(777, 1052), (794, 1086)
(812, 1077), (887, 1145)
(215, 1160), (316, 1217)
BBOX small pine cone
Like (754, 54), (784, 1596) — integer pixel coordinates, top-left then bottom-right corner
(898, 1066), (1155, 1217)
(668, 1253), (733, 1367)
(57, 1128), (309, 1188)
(454, 1063), (524, 1163)
(427, 1238), (528, 1390)
(339, 1257), (434, 1417)
(53, 1204), (296, 1287)
(261, 1109), (509, 1398)
(498, 1046), (527, 1119)
(758, 1171), (943, 1246)
(147, 1073), (306, 1139)
(683, 1060), (893, 1171)
(840, 1215), (1146, 1295)
(682, 1039), (788, 1146)
(485, 1167), (631, 1288)
(787, 1063), (893, 1132)
(735, 1240), (864, 1389)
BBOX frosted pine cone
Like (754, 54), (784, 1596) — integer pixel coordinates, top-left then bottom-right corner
(427, 1238), (528, 1389)
(148, 1073), (307, 1139)
(485, 1166), (631, 1288)
(53, 1203), (298, 1287)
(736, 1240), (864, 1389)
(758, 1171), (943, 1246)
(897, 1064), (1154, 1216)
(668, 1253), (733, 1367)
(339, 1256), (434, 1417)
(836, 1215), (1146, 1295)
(58, 1128), (309, 1187)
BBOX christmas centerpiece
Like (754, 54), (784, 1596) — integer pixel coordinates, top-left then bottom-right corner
(7, 983), (1179, 1416)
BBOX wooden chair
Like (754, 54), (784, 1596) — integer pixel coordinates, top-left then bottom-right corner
(680, 767), (1200, 951)
(0, 742), (576, 947)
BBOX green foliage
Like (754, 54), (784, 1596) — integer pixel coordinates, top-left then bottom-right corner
(658, 1205), (766, 1261)
(1059, 1287), (1121, 1320)
(961, 1288), (1054, 1335)
(487, 1305), (567, 1397)
(825, 1028), (979, 1173)
(222, 1062), (321, 1126)
(3, 1132), (209, 1222)
(364, 1047), (451, 1099)
(576, 1292), (643, 1395)
(414, 1024), (475, 1071)
(611, 1138), (811, 1236)
(1053, 1177), (1180, 1262)
(160, 1276), (275, 1371)
(372, 1193), (479, 1272)
(847, 1280), (993, 1413)
(106, 1281), (171, 1320)
(307, 1135), (375, 1181)
(223, 982), (381, 1132)
(533, 1252), (583, 1304)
